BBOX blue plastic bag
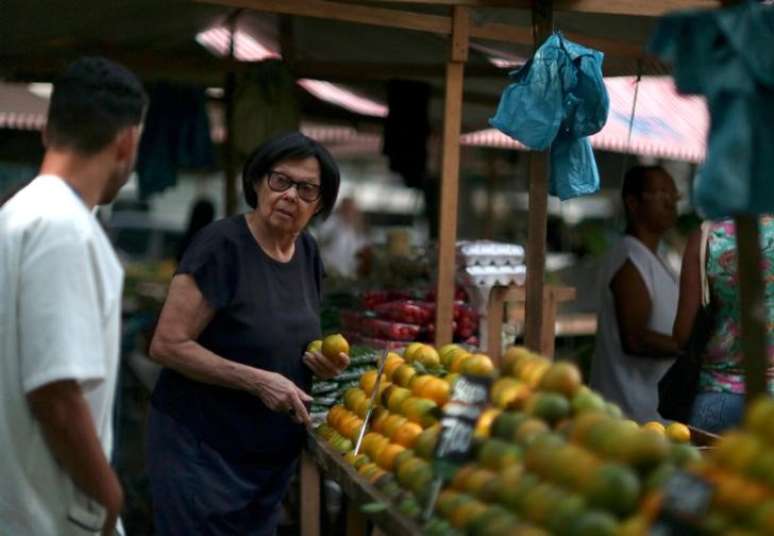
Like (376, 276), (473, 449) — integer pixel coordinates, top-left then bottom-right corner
(649, 1), (774, 218)
(490, 32), (609, 200)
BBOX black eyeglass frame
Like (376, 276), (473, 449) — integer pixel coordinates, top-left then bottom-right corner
(265, 170), (322, 203)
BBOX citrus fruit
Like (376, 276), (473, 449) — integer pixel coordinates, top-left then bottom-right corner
(665, 422), (691, 444)
(642, 421), (666, 434)
(460, 354), (495, 376)
(403, 342), (424, 362)
(474, 408), (502, 438)
(538, 361), (583, 398)
(381, 414), (408, 439)
(414, 345), (441, 368)
(375, 443), (406, 471)
(359, 369), (378, 395)
(525, 392), (571, 425)
(306, 339), (322, 353)
(391, 421), (423, 448)
(586, 462), (641, 516)
(343, 387), (367, 412)
(571, 389), (607, 415)
(321, 333), (349, 364)
(392, 364), (417, 387)
(383, 352), (405, 380)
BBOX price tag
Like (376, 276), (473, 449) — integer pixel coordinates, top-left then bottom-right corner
(420, 374), (492, 523)
(650, 470), (714, 536)
(433, 375), (491, 469)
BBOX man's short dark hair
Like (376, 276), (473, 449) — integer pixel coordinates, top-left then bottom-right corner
(46, 57), (148, 155)
(241, 131), (340, 220)
(621, 165), (669, 223)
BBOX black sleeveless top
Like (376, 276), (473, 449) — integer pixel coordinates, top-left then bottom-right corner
(151, 215), (323, 464)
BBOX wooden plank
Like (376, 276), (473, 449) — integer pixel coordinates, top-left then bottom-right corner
(487, 285), (576, 362)
(198, 0), (454, 35)
(504, 286), (576, 303)
(292, 61), (507, 80)
(345, 500), (368, 536)
(306, 435), (423, 536)
(300, 450), (321, 536)
(195, 0), (648, 54)
(523, 0), (552, 355)
(524, 152), (549, 352)
(434, 6), (469, 347)
(486, 286), (509, 366)
(450, 6), (471, 62)
(361, 0), (720, 16)
(735, 215), (769, 404)
(540, 286), (559, 358)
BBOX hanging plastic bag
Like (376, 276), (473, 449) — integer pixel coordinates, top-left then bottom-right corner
(649, 1), (774, 218)
(490, 32), (609, 200)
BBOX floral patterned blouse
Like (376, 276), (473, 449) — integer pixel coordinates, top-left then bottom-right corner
(699, 217), (774, 395)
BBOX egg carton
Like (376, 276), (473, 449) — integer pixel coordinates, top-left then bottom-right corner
(456, 240), (525, 267)
(458, 264), (527, 288)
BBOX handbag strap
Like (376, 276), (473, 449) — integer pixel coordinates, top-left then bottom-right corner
(700, 221), (711, 307)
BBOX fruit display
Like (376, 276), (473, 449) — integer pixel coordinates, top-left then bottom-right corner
(308, 336), (379, 418)
(641, 396), (774, 535)
(313, 342), (717, 535)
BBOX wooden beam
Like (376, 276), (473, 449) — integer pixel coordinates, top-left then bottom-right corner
(291, 61), (507, 80)
(196, 0), (571, 49)
(300, 450), (321, 536)
(434, 6), (470, 347)
(735, 216), (769, 404)
(359, 0), (720, 16)
(197, 0), (454, 34)
(524, 0), (553, 355)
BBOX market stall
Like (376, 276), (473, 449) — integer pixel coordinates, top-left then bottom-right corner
(304, 338), (774, 535)
(7, 1), (773, 535)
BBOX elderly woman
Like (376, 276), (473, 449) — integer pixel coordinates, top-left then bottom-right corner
(147, 132), (349, 535)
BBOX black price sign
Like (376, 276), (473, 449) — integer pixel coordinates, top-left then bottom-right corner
(423, 375), (492, 521)
(650, 470), (714, 536)
(433, 375), (492, 474)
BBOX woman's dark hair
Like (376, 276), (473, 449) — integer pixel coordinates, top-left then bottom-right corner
(46, 56), (148, 155)
(241, 131), (340, 220)
(621, 165), (668, 224)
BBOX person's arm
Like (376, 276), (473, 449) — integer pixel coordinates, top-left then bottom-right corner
(27, 381), (122, 536)
(150, 274), (324, 425)
(610, 259), (680, 358)
(673, 230), (703, 349)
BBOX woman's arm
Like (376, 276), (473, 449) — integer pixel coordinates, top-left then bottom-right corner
(149, 274), (313, 424)
(610, 260), (680, 358)
(673, 230), (703, 349)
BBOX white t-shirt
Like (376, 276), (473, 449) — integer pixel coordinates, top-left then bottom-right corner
(317, 214), (367, 278)
(590, 236), (678, 423)
(0, 175), (123, 535)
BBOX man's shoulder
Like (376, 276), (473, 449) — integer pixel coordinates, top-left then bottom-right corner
(2, 176), (92, 242)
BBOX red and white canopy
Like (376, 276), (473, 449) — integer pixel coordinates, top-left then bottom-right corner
(461, 76), (709, 163)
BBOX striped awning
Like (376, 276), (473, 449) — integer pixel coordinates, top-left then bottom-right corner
(461, 76), (709, 163)
(0, 84), (49, 130)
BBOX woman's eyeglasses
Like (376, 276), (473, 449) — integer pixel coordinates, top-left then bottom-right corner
(266, 171), (321, 203)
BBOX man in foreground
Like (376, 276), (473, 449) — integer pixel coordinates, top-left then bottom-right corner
(0, 56), (147, 535)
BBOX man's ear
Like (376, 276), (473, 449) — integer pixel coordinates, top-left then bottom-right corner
(114, 125), (141, 161)
(41, 126), (50, 148)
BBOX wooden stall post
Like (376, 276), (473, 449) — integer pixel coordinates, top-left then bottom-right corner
(735, 215), (769, 403)
(523, 0), (553, 353)
(434, 6), (470, 346)
(300, 450), (321, 536)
